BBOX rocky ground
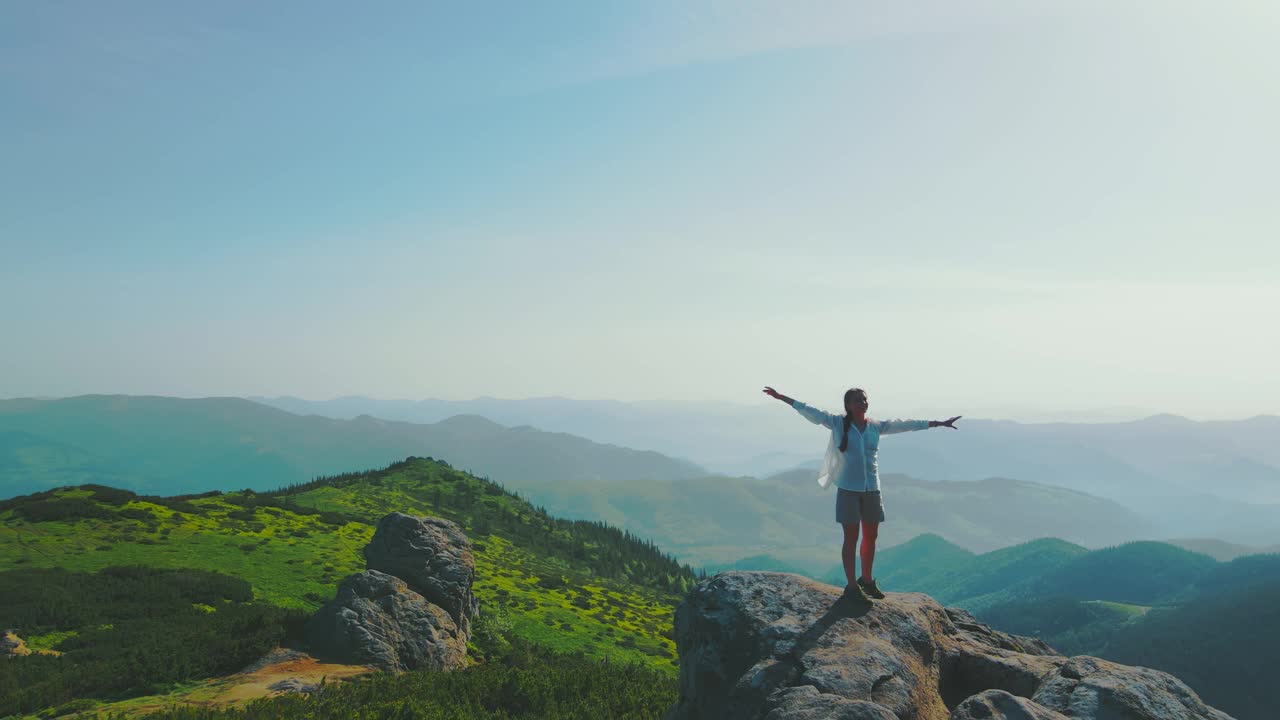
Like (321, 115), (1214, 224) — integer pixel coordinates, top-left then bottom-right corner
(665, 571), (1234, 720)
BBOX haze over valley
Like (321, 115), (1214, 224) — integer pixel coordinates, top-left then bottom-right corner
(5, 394), (1278, 571)
(4, 2), (1278, 718)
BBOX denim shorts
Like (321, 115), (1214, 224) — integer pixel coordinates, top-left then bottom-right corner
(836, 488), (885, 524)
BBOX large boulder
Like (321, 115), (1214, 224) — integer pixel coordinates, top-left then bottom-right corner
(665, 572), (1234, 720)
(951, 690), (1067, 720)
(305, 570), (467, 672)
(1031, 656), (1233, 720)
(363, 512), (479, 635)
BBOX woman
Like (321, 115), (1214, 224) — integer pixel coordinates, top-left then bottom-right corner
(763, 386), (960, 603)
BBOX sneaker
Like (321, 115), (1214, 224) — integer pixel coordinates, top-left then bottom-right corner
(857, 577), (886, 599)
(840, 582), (872, 604)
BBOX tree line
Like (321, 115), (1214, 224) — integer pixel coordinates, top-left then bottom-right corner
(0, 566), (307, 717)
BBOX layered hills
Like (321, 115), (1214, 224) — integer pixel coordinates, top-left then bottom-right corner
(0, 395), (704, 497)
(252, 395), (1280, 507)
(3, 395), (1188, 572)
(527, 469), (1153, 571)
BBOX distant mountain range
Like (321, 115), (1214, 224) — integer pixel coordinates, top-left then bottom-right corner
(4, 394), (1279, 562)
(0, 395), (704, 497)
(250, 395), (1280, 510)
(250, 394), (813, 475)
(518, 468), (1155, 572)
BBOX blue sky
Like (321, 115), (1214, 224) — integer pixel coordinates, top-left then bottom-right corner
(3, 1), (1278, 420)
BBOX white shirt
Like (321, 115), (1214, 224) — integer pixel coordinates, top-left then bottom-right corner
(792, 400), (931, 491)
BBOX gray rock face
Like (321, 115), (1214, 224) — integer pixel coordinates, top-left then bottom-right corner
(763, 685), (898, 719)
(363, 512), (479, 635)
(1031, 656), (1234, 720)
(267, 677), (322, 695)
(305, 570), (467, 672)
(665, 572), (1234, 720)
(951, 689), (1067, 720)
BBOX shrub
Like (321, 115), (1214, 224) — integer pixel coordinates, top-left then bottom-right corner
(14, 499), (112, 523)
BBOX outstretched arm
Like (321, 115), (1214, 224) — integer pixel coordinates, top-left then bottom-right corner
(880, 416), (962, 434)
(763, 386), (836, 429)
(762, 386), (795, 406)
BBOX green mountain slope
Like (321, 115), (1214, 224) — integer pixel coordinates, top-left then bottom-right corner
(0, 457), (698, 716)
(1030, 541), (1218, 605)
(977, 596), (1149, 655)
(974, 567), (1280, 720)
(848, 533), (977, 590)
(1102, 580), (1280, 720)
(1, 458), (695, 670)
(699, 554), (812, 576)
(0, 395), (704, 497)
(913, 537), (1089, 610)
(837, 533), (1229, 612)
(825, 536), (1088, 611)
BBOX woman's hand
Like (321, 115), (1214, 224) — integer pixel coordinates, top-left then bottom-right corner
(762, 387), (794, 405)
(938, 415), (962, 429)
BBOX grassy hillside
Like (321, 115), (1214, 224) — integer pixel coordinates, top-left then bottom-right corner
(0, 457), (699, 716)
(0, 395), (704, 498)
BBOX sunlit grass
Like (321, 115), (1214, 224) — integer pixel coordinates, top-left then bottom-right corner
(1, 460), (682, 672)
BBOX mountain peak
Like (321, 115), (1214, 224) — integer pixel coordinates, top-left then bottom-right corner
(1135, 412), (1194, 424)
(433, 413), (506, 431)
(666, 571), (1232, 720)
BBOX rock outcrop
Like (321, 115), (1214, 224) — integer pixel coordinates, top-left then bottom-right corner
(665, 572), (1234, 720)
(305, 570), (467, 672)
(305, 513), (477, 672)
(364, 511), (479, 636)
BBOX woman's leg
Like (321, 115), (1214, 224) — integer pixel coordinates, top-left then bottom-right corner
(841, 522), (860, 586)
(860, 521), (879, 580)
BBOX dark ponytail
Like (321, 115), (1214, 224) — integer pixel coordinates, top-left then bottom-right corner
(839, 387), (867, 453)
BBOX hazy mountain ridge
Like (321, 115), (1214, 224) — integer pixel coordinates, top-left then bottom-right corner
(251, 395), (1280, 505)
(524, 469), (1155, 573)
(4, 395), (1278, 561)
(0, 395), (705, 498)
